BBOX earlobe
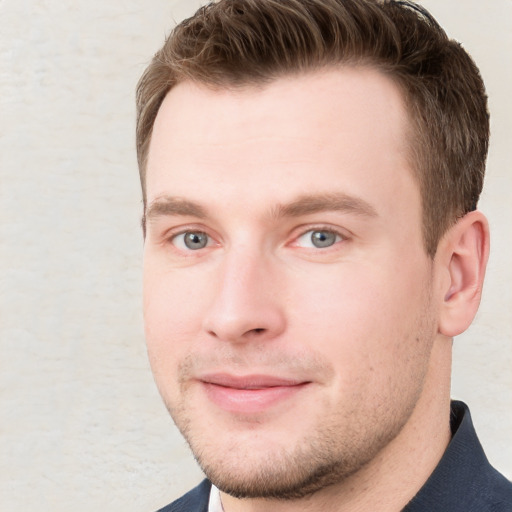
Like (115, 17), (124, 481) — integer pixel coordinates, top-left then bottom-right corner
(437, 211), (490, 338)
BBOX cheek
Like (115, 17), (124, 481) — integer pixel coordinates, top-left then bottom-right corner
(143, 265), (208, 375)
(286, 260), (433, 382)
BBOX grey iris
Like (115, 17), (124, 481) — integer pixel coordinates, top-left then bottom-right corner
(184, 232), (208, 250)
(311, 230), (336, 248)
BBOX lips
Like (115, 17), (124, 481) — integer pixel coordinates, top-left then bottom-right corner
(199, 373), (311, 414)
(201, 373), (307, 389)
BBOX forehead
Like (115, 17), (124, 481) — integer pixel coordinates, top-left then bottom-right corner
(146, 67), (418, 223)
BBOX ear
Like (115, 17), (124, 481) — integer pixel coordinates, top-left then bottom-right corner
(437, 210), (490, 337)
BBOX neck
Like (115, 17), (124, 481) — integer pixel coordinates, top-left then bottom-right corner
(220, 337), (453, 512)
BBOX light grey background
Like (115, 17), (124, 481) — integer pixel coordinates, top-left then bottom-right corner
(0, 1), (510, 510)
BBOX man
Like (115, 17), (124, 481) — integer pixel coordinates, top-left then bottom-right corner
(136, 0), (512, 510)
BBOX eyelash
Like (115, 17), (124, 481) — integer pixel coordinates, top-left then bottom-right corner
(290, 225), (347, 250)
(166, 227), (217, 253)
(164, 224), (348, 253)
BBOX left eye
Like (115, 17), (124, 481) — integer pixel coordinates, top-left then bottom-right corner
(295, 229), (342, 249)
(172, 231), (211, 250)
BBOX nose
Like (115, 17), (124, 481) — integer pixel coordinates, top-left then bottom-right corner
(202, 250), (286, 344)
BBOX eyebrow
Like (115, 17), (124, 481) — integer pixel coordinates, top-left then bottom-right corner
(145, 197), (208, 222)
(271, 192), (378, 219)
(144, 192), (378, 227)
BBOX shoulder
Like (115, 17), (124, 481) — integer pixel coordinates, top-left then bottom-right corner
(404, 401), (512, 511)
(488, 469), (512, 512)
(155, 479), (211, 512)
(452, 402), (512, 511)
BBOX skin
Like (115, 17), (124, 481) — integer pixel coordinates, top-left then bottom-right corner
(143, 68), (489, 511)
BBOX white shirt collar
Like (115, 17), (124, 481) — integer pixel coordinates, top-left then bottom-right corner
(208, 484), (224, 512)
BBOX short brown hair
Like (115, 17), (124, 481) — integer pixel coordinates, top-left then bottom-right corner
(136, 0), (489, 256)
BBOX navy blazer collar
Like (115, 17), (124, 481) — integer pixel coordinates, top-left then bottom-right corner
(403, 400), (512, 511)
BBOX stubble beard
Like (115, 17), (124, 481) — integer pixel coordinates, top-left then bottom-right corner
(164, 376), (426, 501)
(192, 419), (405, 500)
(161, 293), (436, 501)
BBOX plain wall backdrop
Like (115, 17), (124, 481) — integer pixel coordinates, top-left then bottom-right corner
(0, 1), (510, 510)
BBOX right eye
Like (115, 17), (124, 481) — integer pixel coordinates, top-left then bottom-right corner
(294, 228), (344, 249)
(172, 231), (211, 251)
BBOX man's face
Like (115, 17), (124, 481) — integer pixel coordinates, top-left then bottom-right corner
(143, 69), (439, 498)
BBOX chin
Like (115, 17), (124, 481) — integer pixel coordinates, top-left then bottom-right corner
(185, 421), (389, 501)
(197, 441), (365, 500)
